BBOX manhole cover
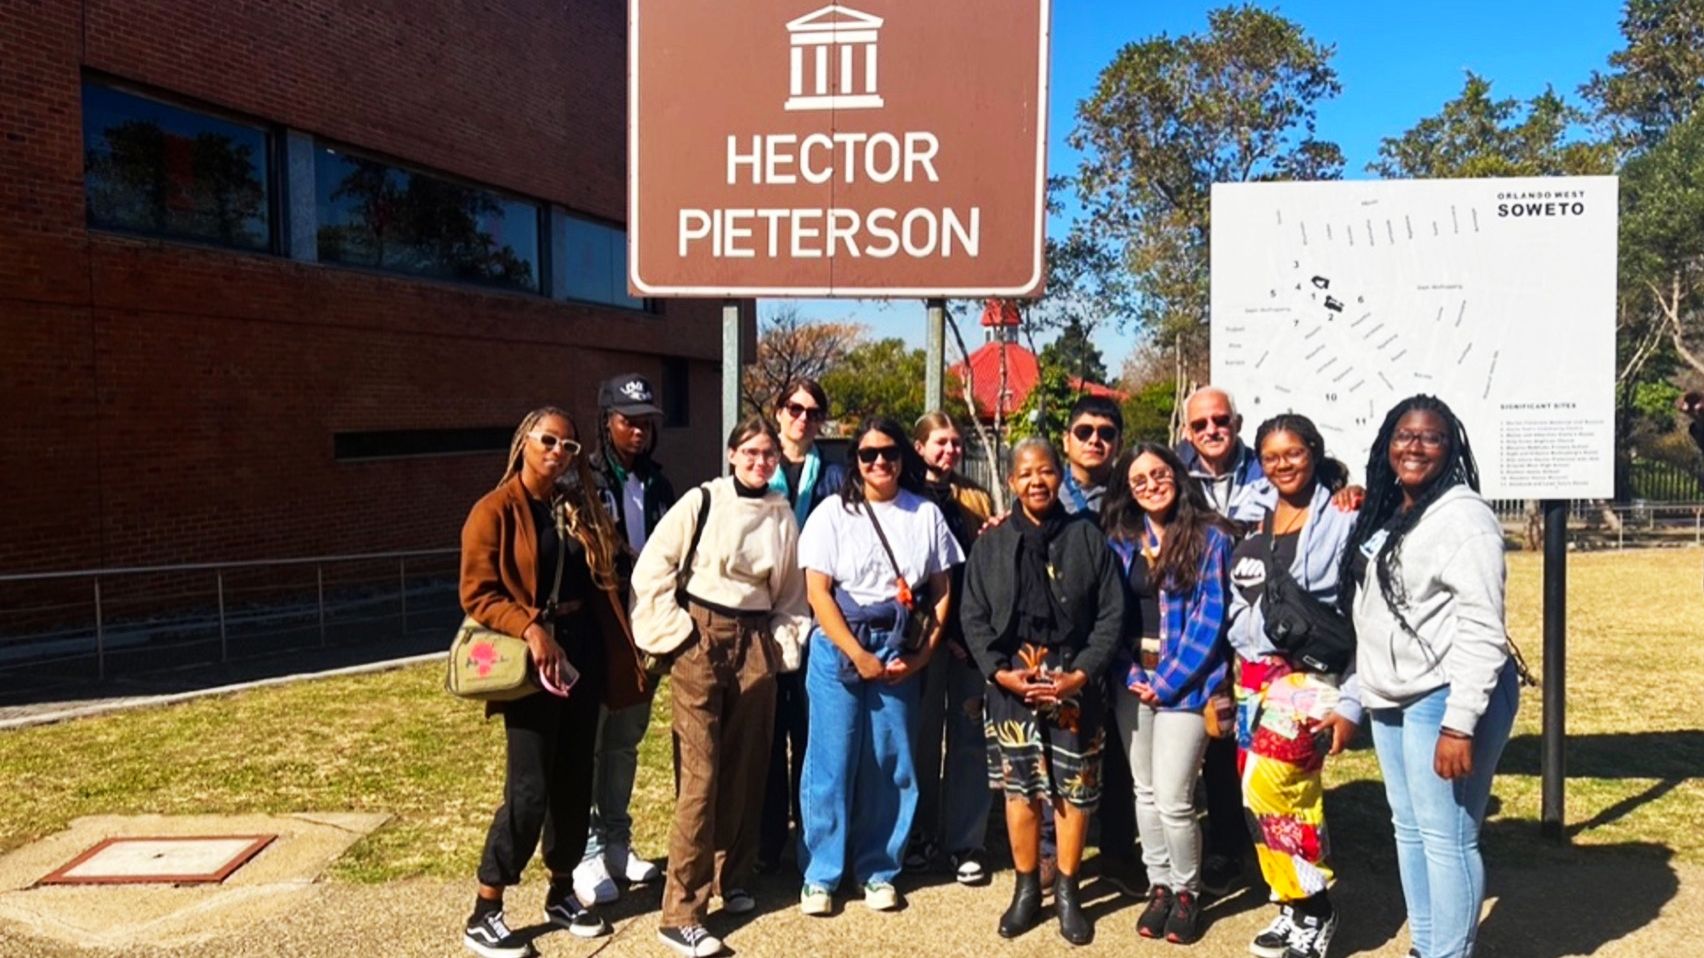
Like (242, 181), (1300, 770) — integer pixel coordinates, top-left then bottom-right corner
(37, 835), (277, 885)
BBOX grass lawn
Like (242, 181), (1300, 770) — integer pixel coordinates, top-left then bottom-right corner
(1, 549), (1700, 882)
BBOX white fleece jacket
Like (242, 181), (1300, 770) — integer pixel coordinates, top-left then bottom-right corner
(628, 476), (810, 671)
(1351, 484), (1510, 734)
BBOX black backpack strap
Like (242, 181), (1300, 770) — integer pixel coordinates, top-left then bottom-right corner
(677, 482), (714, 601)
(861, 499), (907, 585)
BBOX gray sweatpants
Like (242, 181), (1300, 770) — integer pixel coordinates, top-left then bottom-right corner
(1114, 692), (1209, 893)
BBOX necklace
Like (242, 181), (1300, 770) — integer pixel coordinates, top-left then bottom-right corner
(1270, 504), (1309, 537)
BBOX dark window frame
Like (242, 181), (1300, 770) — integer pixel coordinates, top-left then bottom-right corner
(80, 72), (283, 255)
(312, 137), (546, 296)
(554, 210), (659, 314)
(333, 426), (515, 463)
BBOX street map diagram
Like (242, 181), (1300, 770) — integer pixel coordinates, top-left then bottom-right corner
(1210, 177), (1618, 500)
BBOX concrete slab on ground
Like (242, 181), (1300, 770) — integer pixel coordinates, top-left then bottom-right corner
(0, 812), (388, 952)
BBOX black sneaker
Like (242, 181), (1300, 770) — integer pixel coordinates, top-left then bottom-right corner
(1281, 910), (1337, 958)
(1201, 854), (1243, 896)
(658, 924), (724, 957)
(1250, 905), (1295, 958)
(951, 849), (989, 885)
(903, 837), (936, 872)
(1136, 885), (1172, 939)
(544, 894), (610, 939)
(1164, 889), (1202, 944)
(464, 910), (534, 958)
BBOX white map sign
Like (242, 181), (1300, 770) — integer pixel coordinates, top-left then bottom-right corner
(1210, 176), (1618, 500)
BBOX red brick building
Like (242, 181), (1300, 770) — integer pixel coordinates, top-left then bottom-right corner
(1, 0), (739, 575)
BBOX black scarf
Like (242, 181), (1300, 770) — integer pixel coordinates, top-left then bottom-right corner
(1012, 502), (1071, 646)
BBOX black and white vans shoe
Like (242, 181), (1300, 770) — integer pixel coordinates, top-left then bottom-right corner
(464, 910), (534, 958)
(658, 923), (725, 957)
(544, 894), (611, 938)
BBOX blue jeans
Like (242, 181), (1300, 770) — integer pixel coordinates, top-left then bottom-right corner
(582, 697), (655, 861)
(911, 646), (991, 855)
(1369, 664), (1519, 958)
(799, 628), (921, 891)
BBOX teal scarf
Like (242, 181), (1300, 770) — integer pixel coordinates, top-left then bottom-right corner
(769, 446), (823, 527)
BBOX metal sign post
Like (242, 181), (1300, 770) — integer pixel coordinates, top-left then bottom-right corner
(925, 298), (946, 413)
(1540, 498), (1568, 840)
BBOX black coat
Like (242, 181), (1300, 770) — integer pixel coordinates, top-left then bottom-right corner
(959, 511), (1126, 683)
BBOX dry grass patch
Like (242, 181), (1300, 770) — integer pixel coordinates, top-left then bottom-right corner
(0, 549), (1699, 882)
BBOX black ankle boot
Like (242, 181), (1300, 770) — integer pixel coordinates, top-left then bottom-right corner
(1054, 870), (1093, 945)
(998, 868), (1043, 938)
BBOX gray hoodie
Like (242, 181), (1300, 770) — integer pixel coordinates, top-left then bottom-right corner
(1351, 484), (1510, 733)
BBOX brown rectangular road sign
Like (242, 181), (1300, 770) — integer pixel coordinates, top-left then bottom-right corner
(628, 1), (1051, 298)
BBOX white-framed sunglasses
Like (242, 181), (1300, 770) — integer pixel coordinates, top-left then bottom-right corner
(529, 431), (583, 456)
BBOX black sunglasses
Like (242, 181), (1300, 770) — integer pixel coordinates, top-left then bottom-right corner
(1071, 424), (1120, 444)
(784, 401), (827, 423)
(856, 445), (901, 465)
(1189, 413), (1234, 433)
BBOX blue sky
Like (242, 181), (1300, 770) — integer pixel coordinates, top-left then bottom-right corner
(772, 0), (1626, 373)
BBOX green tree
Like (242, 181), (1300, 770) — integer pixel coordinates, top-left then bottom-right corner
(1121, 378), (1176, 446)
(1621, 110), (1704, 380)
(1039, 319), (1108, 385)
(1006, 363), (1078, 445)
(1071, 5), (1343, 381)
(822, 338), (928, 429)
(1368, 72), (1615, 178)
(1583, 0), (1704, 151)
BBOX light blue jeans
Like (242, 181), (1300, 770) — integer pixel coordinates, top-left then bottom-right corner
(1368, 665), (1519, 958)
(799, 628), (921, 891)
(582, 697), (655, 861)
(910, 646), (991, 855)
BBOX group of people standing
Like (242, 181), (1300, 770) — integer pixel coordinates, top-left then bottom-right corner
(457, 373), (1519, 958)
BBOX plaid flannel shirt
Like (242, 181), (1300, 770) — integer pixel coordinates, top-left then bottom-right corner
(1127, 522), (1233, 711)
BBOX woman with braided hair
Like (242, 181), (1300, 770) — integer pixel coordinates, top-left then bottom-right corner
(460, 406), (647, 958)
(1340, 395), (1519, 958)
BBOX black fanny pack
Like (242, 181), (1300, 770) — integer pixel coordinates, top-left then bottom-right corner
(1262, 536), (1355, 674)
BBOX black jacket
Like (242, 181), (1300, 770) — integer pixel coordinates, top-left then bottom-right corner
(959, 511), (1126, 683)
(589, 449), (677, 565)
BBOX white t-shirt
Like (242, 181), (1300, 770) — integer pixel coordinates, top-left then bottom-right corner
(798, 490), (964, 605)
(622, 473), (648, 553)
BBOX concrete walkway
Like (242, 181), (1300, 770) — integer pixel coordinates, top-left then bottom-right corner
(0, 851), (1695, 957)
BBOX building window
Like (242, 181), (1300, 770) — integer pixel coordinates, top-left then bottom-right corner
(559, 214), (651, 311)
(333, 427), (514, 461)
(314, 144), (540, 293)
(662, 358), (690, 427)
(82, 81), (274, 251)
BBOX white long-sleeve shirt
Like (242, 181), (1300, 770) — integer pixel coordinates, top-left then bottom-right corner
(628, 476), (811, 670)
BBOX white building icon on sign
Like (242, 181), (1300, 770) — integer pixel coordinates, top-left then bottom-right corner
(785, 4), (885, 112)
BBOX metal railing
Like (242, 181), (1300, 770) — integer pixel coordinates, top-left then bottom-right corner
(1493, 501), (1704, 550)
(0, 548), (460, 684)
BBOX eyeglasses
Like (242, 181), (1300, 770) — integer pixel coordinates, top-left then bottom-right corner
(1391, 429), (1447, 449)
(1071, 423), (1120, 444)
(1259, 448), (1311, 469)
(1129, 470), (1175, 495)
(529, 431), (582, 456)
(1189, 413), (1234, 433)
(857, 445), (901, 465)
(784, 401), (827, 424)
(733, 447), (780, 463)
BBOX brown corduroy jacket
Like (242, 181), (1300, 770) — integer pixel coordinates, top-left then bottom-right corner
(459, 475), (648, 710)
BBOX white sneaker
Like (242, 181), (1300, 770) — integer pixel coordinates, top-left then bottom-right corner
(800, 884), (832, 916)
(607, 842), (662, 884)
(572, 855), (619, 905)
(863, 880), (899, 911)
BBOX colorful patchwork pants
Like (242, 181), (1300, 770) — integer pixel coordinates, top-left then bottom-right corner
(1235, 658), (1336, 902)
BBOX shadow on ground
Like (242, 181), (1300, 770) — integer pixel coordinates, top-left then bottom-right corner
(1323, 777), (1681, 958)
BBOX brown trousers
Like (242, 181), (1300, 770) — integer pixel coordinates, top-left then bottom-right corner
(661, 602), (779, 926)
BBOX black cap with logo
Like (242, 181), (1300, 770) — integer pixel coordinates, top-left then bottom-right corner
(598, 373), (664, 418)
